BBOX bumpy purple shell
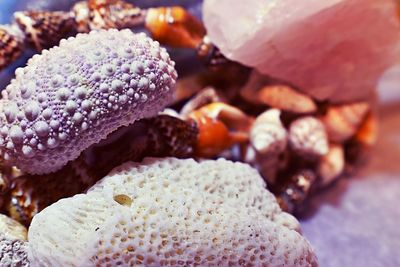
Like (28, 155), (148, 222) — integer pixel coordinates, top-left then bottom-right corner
(0, 29), (177, 174)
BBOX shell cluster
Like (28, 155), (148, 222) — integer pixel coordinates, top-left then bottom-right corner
(28, 157), (316, 266)
(0, 29), (177, 174)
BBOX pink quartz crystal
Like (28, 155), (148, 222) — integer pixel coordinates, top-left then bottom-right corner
(203, 0), (400, 102)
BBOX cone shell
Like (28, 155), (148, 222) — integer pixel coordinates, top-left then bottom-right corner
(355, 112), (378, 146)
(83, 115), (198, 178)
(289, 116), (329, 158)
(147, 115), (198, 158)
(146, 6), (206, 48)
(321, 102), (370, 142)
(180, 87), (223, 116)
(73, 0), (143, 32)
(189, 103), (251, 157)
(0, 26), (23, 70)
(317, 143), (345, 187)
(14, 11), (77, 50)
(277, 170), (317, 213)
(0, 214), (27, 241)
(250, 109), (287, 156)
(257, 85), (317, 114)
(6, 158), (94, 226)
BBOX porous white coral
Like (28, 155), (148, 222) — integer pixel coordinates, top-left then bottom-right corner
(28, 158), (317, 266)
(0, 234), (29, 267)
(0, 29), (177, 174)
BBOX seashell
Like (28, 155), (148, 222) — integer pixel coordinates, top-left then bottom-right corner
(28, 158), (316, 266)
(240, 70), (273, 104)
(0, 233), (29, 267)
(3, 115), (197, 226)
(289, 116), (329, 158)
(277, 169), (317, 213)
(197, 35), (229, 67)
(321, 101), (370, 142)
(147, 115), (198, 158)
(355, 112), (378, 146)
(0, 26), (24, 70)
(180, 87), (223, 116)
(14, 10), (77, 51)
(0, 29), (176, 174)
(240, 70), (317, 113)
(250, 109), (287, 156)
(257, 85), (318, 114)
(0, 214), (27, 241)
(188, 102), (252, 157)
(317, 143), (345, 187)
(82, 114), (198, 178)
(72, 0), (144, 32)
(244, 144), (289, 185)
(6, 158), (95, 226)
(145, 6), (206, 48)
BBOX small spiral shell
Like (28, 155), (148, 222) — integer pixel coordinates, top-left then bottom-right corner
(289, 116), (329, 158)
(321, 101), (370, 142)
(14, 11), (77, 51)
(250, 109), (287, 156)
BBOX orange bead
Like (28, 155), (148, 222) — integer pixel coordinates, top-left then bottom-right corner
(145, 7), (206, 48)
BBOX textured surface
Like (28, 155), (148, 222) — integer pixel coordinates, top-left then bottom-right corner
(28, 158), (316, 266)
(203, 0), (400, 102)
(0, 214), (27, 241)
(300, 98), (400, 267)
(0, 29), (177, 174)
(0, 233), (29, 267)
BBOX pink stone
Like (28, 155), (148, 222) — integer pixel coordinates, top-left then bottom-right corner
(203, 0), (400, 102)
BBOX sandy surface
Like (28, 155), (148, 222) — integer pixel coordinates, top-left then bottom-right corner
(300, 72), (400, 267)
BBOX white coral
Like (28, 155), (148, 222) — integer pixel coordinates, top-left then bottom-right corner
(28, 158), (317, 267)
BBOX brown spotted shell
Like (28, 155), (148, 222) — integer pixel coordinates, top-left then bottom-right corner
(277, 170), (317, 213)
(6, 157), (94, 226)
(0, 26), (23, 70)
(14, 11), (77, 50)
(72, 0), (144, 32)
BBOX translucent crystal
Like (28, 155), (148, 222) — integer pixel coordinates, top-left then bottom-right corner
(203, 0), (400, 102)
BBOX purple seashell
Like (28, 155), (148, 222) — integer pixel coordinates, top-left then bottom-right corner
(0, 29), (177, 174)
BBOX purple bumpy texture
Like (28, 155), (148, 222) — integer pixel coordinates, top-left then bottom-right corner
(0, 29), (177, 174)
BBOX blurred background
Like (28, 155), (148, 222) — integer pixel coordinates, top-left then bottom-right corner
(0, 0), (399, 266)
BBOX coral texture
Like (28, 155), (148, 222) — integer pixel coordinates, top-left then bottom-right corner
(0, 233), (29, 267)
(0, 29), (177, 174)
(28, 158), (317, 266)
